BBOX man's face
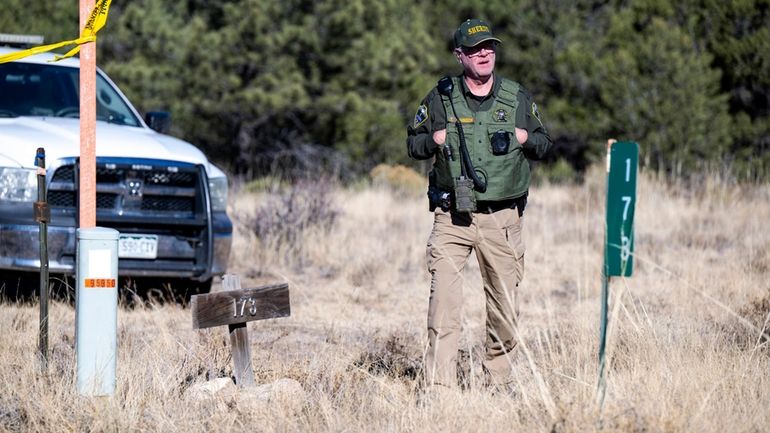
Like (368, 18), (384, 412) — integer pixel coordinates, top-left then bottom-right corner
(455, 40), (497, 80)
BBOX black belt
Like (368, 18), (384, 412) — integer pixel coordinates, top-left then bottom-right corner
(475, 195), (527, 216)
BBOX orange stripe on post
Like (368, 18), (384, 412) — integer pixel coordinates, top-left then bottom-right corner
(84, 278), (116, 288)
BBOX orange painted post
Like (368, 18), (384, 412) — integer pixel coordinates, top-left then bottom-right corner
(79, 0), (96, 228)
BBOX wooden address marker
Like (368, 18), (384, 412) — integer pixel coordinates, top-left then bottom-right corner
(191, 276), (290, 387)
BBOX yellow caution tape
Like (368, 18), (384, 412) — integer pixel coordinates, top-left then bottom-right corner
(0, 0), (112, 65)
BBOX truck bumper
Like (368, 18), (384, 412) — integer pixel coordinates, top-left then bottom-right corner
(0, 217), (231, 281)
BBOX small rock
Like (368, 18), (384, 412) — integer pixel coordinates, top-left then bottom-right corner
(270, 378), (307, 401)
(186, 377), (307, 411)
(237, 378), (307, 410)
(186, 377), (237, 401)
(248, 383), (273, 402)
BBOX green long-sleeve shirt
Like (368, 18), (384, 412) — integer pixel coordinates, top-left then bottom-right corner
(407, 74), (552, 161)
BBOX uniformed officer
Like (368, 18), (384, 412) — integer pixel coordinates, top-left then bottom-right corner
(407, 18), (552, 389)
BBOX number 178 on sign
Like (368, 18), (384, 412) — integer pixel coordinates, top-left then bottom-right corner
(605, 141), (638, 277)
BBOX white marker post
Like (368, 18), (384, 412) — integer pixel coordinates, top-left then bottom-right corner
(76, 227), (119, 395)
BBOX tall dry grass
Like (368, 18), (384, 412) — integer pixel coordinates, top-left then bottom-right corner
(1, 166), (769, 432)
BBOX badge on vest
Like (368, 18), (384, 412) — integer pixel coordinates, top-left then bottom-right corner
(414, 104), (428, 128)
(494, 109), (508, 122)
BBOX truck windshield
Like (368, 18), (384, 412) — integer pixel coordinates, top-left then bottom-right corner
(0, 62), (141, 127)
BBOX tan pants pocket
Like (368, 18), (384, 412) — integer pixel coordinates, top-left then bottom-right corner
(504, 217), (525, 260)
(504, 215), (525, 285)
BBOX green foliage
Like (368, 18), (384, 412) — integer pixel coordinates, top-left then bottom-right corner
(596, 11), (732, 175)
(678, 0), (770, 179)
(3, 0), (768, 180)
(99, 0), (440, 174)
(0, 0), (78, 45)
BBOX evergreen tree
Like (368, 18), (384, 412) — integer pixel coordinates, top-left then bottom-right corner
(676, 0), (770, 179)
(1, 0), (766, 180)
(0, 0), (78, 44)
(596, 5), (732, 175)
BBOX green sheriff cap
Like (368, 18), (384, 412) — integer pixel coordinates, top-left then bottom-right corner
(453, 18), (502, 48)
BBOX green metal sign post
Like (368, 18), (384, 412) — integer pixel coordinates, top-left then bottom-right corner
(598, 140), (638, 407)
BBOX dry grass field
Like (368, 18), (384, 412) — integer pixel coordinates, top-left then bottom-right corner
(1, 166), (769, 433)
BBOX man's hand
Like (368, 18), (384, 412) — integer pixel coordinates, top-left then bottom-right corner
(515, 127), (528, 144)
(433, 129), (447, 146)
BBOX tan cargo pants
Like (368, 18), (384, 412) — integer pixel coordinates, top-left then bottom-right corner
(424, 206), (525, 387)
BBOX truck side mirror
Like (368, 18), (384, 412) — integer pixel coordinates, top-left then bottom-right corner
(144, 111), (171, 134)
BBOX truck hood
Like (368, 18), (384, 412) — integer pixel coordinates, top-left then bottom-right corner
(0, 116), (224, 177)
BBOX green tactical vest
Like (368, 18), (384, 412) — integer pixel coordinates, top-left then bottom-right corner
(433, 76), (530, 201)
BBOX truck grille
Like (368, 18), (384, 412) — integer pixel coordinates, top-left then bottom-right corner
(48, 160), (202, 218)
(52, 165), (197, 188)
(48, 190), (74, 207)
(51, 166), (75, 183)
(141, 196), (194, 212)
(40, 158), (216, 280)
(97, 193), (118, 209)
(47, 192), (123, 209)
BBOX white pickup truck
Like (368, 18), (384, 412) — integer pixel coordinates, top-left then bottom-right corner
(0, 43), (231, 292)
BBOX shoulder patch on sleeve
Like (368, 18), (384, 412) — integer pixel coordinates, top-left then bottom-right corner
(413, 104), (428, 128)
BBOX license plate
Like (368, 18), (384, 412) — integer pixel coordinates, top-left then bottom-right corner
(118, 234), (158, 259)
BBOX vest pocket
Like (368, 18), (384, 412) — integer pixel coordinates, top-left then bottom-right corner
(490, 130), (511, 155)
(436, 127), (462, 189)
(486, 124), (520, 157)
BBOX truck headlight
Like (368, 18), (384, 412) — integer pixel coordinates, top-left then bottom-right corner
(0, 168), (37, 202)
(209, 177), (228, 212)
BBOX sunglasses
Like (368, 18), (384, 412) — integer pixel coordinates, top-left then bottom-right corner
(460, 41), (498, 58)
